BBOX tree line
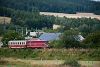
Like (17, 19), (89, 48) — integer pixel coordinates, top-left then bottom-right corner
(0, 0), (100, 14)
(0, 7), (55, 35)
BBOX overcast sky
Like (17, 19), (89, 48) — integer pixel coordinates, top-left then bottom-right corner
(93, 0), (100, 1)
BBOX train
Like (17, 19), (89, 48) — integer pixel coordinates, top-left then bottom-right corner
(8, 39), (48, 49)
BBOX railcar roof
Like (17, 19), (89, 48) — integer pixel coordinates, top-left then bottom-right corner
(9, 40), (26, 42)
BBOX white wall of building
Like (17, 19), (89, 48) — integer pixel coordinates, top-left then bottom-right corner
(53, 24), (61, 30)
(0, 42), (3, 48)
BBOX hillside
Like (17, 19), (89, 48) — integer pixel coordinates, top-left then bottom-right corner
(0, 0), (100, 47)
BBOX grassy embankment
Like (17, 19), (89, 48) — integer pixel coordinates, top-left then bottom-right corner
(0, 48), (100, 67)
(0, 48), (100, 60)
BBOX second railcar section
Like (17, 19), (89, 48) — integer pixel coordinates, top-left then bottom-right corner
(26, 39), (48, 48)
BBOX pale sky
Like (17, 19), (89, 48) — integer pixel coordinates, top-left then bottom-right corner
(93, 0), (100, 1)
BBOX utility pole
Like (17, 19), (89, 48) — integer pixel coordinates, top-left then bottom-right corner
(36, 27), (37, 32)
(15, 26), (18, 32)
(22, 27), (23, 36)
(3, 15), (6, 32)
(26, 27), (28, 35)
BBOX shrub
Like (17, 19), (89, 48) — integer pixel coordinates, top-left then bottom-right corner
(83, 31), (100, 48)
(0, 58), (8, 65)
(49, 40), (64, 48)
(63, 59), (80, 67)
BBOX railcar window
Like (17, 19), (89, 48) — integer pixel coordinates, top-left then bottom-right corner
(20, 42), (21, 45)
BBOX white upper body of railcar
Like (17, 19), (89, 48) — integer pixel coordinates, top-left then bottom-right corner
(8, 40), (26, 48)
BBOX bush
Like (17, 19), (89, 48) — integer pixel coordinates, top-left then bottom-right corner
(83, 31), (100, 48)
(63, 59), (80, 67)
(49, 40), (64, 48)
(0, 58), (8, 65)
(61, 30), (81, 48)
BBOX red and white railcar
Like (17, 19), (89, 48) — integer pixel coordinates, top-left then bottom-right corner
(8, 40), (26, 48)
(26, 39), (48, 48)
(8, 39), (48, 49)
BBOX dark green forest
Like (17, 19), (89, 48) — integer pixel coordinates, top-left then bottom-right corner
(0, 0), (100, 32)
(0, 7), (55, 34)
(0, 0), (100, 14)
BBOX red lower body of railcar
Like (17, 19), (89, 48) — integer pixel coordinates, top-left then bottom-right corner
(26, 41), (48, 48)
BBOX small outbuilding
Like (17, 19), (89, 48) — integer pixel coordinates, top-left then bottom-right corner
(74, 35), (85, 41)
